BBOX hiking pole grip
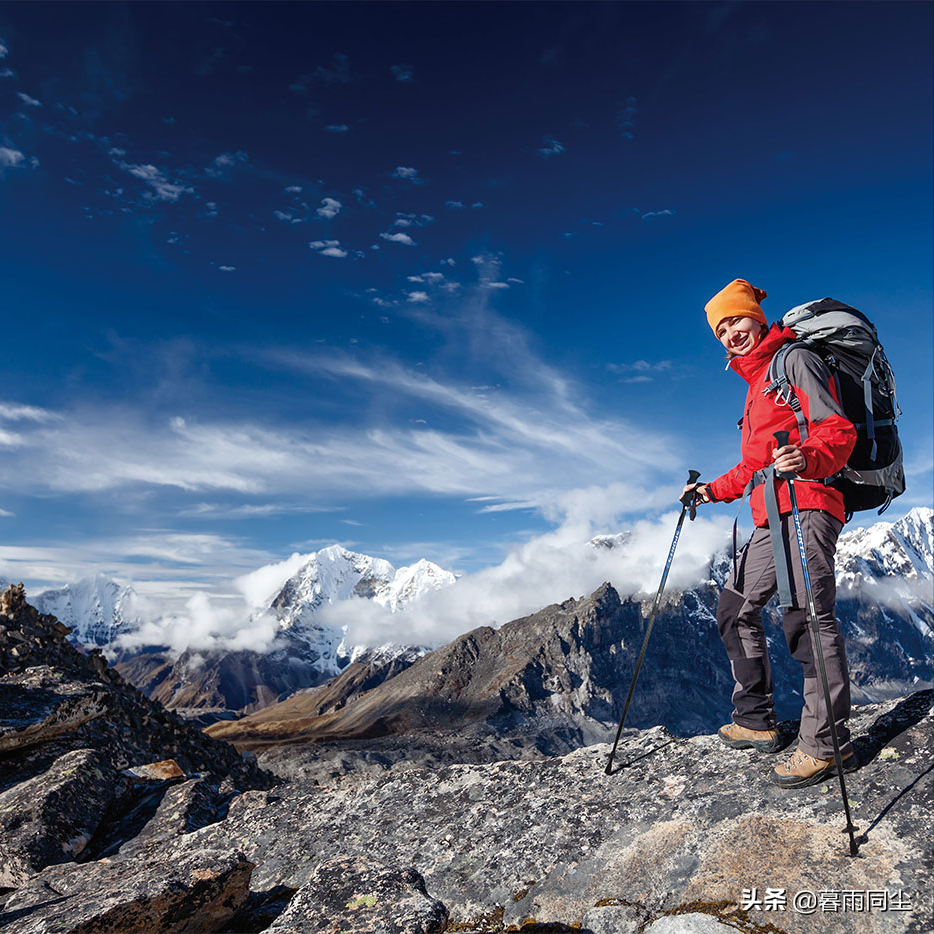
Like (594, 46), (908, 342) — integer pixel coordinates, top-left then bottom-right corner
(679, 469), (702, 507)
(680, 469), (702, 520)
(773, 431), (795, 480)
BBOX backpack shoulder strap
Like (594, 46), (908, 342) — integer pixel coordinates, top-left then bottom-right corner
(763, 343), (809, 443)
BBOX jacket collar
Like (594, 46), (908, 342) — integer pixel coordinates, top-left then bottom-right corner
(728, 323), (796, 384)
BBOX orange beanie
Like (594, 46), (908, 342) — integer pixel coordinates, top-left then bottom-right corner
(705, 279), (768, 334)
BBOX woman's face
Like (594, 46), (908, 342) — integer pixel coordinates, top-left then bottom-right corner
(716, 316), (765, 356)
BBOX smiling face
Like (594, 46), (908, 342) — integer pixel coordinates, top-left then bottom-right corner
(716, 315), (766, 356)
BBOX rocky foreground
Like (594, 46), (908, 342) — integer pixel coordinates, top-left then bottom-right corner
(0, 585), (931, 933)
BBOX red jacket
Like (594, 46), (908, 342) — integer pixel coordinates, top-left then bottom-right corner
(706, 324), (857, 526)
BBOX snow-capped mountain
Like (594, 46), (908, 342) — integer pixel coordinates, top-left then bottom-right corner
(32, 574), (142, 646)
(265, 545), (457, 672)
(836, 506), (934, 597)
(269, 545), (456, 624)
(108, 545), (457, 717)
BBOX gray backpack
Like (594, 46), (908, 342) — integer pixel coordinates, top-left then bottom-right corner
(765, 298), (904, 518)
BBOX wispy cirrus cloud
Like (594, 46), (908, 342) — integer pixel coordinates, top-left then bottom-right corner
(290, 53), (355, 92)
(616, 96), (638, 139)
(537, 137), (565, 157)
(641, 209), (676, 220)
(390, 64), (414, 82)
(607, 360), (674, 383)
(16, 91), (41, 107)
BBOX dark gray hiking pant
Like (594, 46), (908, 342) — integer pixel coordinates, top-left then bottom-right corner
(716, 509), (852, 759)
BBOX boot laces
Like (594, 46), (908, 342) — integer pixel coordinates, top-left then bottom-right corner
(784, 748), (816, 771)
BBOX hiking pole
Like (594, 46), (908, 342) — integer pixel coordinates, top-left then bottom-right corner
(773, 430), (859, 856)
(605, 470), (701, 775)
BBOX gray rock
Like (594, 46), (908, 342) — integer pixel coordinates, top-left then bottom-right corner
(581, 901), (647, 934)
(0, 584), (276, 792)
(0, 747), (115, 887)
(0, 846), (253, 933)
(0, 672), (108, 753)
(90, 777), (230, 861)
(187, 690), (932, 934)
(645, 913), (736, 933)
(266, 857), (448, 933)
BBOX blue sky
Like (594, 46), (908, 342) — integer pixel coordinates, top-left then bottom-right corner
(0, 1), (931, 608)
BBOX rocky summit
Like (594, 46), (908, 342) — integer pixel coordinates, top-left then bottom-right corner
(0, 583), (932, 933)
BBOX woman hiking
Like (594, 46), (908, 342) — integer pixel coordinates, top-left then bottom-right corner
(684, 278), (860, 788)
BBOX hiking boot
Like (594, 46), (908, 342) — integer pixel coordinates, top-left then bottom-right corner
(770, 746), (859, 789)
(717, 722), (782, 753)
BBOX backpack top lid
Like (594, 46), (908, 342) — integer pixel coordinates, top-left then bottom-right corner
(780, 298), (878, 352)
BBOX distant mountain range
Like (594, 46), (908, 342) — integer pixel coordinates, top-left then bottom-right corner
(22, 508), (934, 736)
(110, 545), (452, 720)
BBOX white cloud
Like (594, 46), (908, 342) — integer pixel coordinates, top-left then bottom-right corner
(538, 137), (565, 157)
(380, 231), (416, 246)
(393, 213), (432, 228)
(206, 151), (249, 178)
(0, 40), (8, 58)
(117, 162), (194, 202)
(0, 68), (14, 79)
(234, 551), (314, 608)
(16, 92), (41, 107)
(0, 401), (60, 422)
(317, 197), (342, 219)
(445, 200), (465, 208)
(391, 165), (422, 183)
(219, 266), (236, 272)
(408, 272), (445, 285)
(407, 291), (429, 304)
(607, 360), (674, 383)
(0, 507), (12, 517)
(285, 185), (302, 193)
(115, 592), (281, 655)
(641, 209), (676, 220)
(321, 511), (732, 647)
(0, 147), (32, 172)
(325, 124), (349, 133)
(309, 239), (349, 258)
(390, 64), (414, 82)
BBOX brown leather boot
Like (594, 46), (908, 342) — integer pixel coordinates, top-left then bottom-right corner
(717, 722), (782, 753)
(770, 746), (859, 789)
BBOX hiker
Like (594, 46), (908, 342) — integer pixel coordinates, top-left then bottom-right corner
(683, 279), (860, 788)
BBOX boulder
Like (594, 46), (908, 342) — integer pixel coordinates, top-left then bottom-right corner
(266, 857), (448, 933)
(121, 758), (185, 781)
(0, 747), (116, 888)
(0, 846), (254, 933)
